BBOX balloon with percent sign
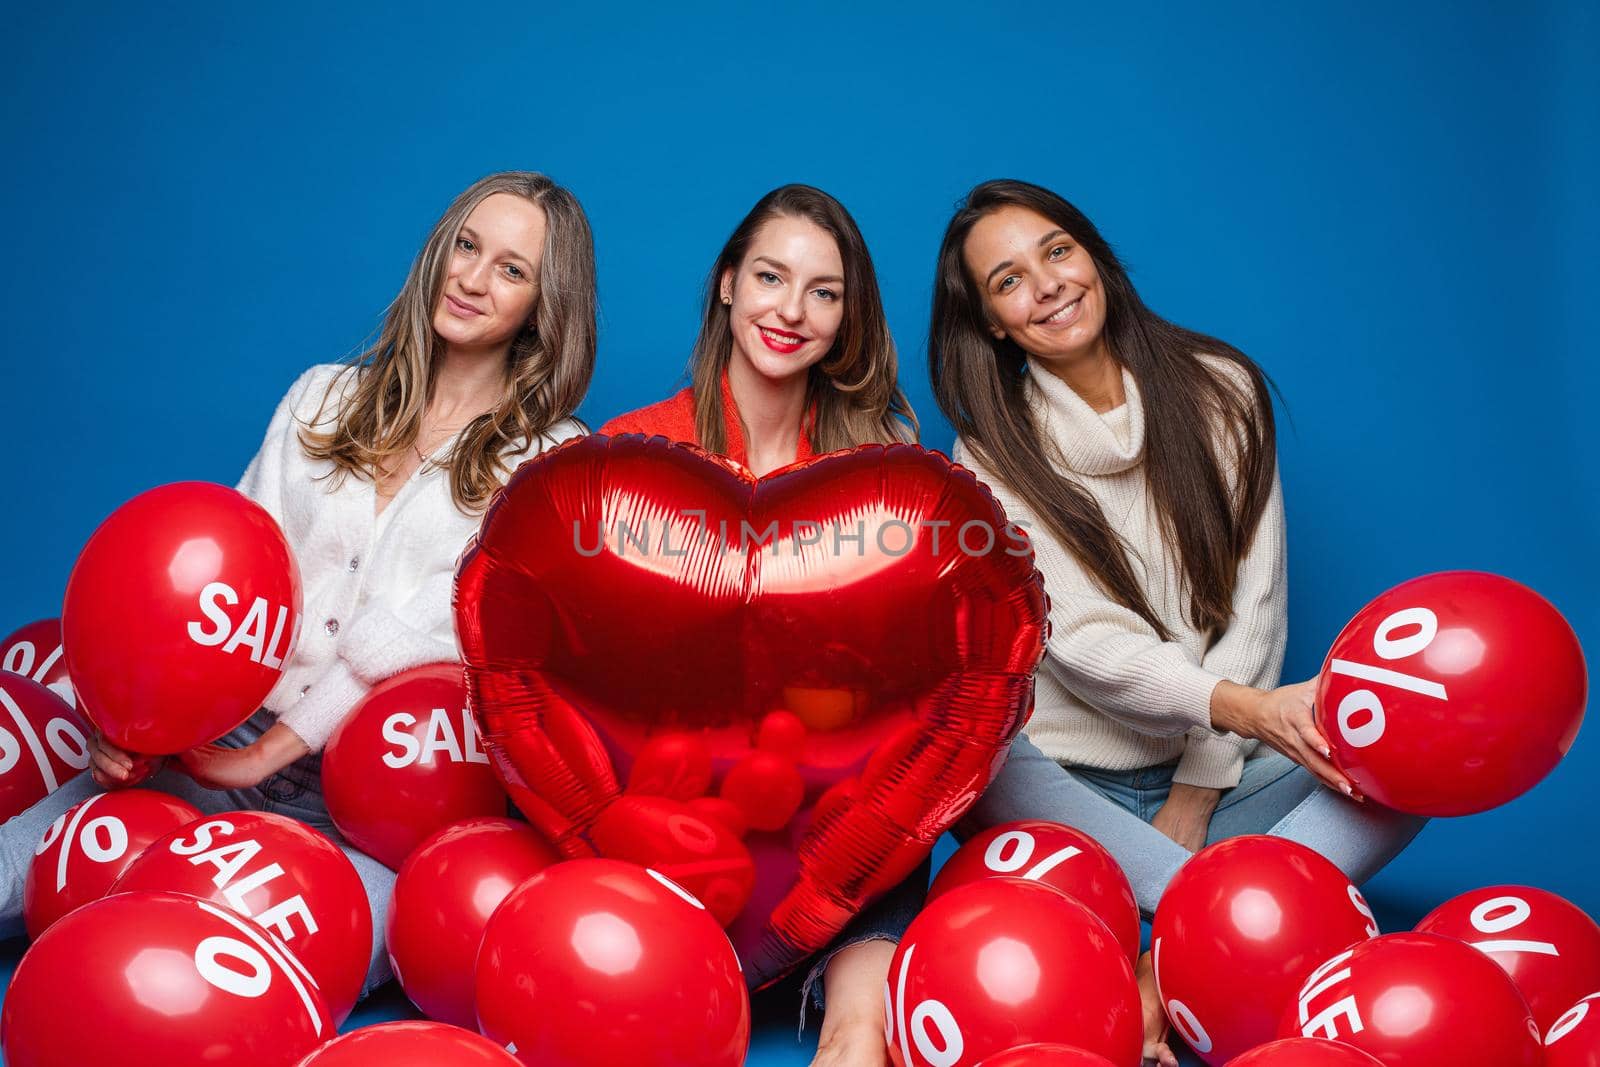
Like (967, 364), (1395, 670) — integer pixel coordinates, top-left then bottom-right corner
(386, 816), (560, 1028)
(929, 821), (1139, 960)
(1416, 885), (1600, 1032)
(63, 481), (303, 754)
(294, 1020), (523, 1066)
(1, 619), (77, 710)
(322, 663), (508, 870)
(0, 889), (333, 1067)
(110, 810), (372, 1024)
(23, 787), (201, 937)
(886, 878), (1141, 1067)
(971, 1045), (1118, 1066)
(1545, 992), (1600, 1067)
(1316, 571), (1586, 816)
(1278, 932), (1543, 1066)
(476, 858), (749, 1067)
(1151, 835), (1381, 1066)
(0, 674), (90, 823)
(1224, 1038), (1383, 1066)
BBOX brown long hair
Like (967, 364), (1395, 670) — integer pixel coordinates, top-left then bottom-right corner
(689, 185), (917, 452)
(930, 179), (1277, 638)
(300, 171), (597, 511)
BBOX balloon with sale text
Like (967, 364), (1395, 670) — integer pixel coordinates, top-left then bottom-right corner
(62, 482), (303, 754)
(23, 787), (201, 937)
(1416, 885), (1600, 1032)
(0, 619), (77, 710)
(1151, 835), (1381, 1066)
(1316, 571), (1586, 816)
(0, 675), (90, 823)
(1279, 932), (1543, 1066)
(110, 810), (372, 1024)
(321, 663), (507, 870)
(0, 890), (333, 1067)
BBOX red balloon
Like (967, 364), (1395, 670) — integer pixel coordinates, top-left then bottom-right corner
(0, 889), (333, 1067)
(386, 816), (559, 1028)
(1415, 885), (1600, 1032)
(1225, 1038), (1384, 1065)
(886, 878), (1141, 1067)
(321, 664), (507, 869)
(457, 438), (1048, 988)
(1315, 571), (1586, 815)
(110, 810), (372, 1023)
(1151, 835), (1380, 1065)
(294, 1021), (522, 1066)
(0, 674), (90, 822)
(1278, 932), (1542, 1065)
(972, 1045), (1118, 1066)
(1, 618), (78, 711)
(1546, 992), (1600, 1067)
(929, 820), (1139, 960)
(476, 858), (749, 1067)
(62, 482), (303, 754)
(23, 787), (201, 937)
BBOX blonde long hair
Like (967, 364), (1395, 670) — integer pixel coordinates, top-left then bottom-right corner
(301, 171), (597, 511)
(690, 185), (918, 453)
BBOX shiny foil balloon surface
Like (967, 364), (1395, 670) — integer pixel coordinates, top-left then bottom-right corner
(1315, 570), (1586, 816)
(456, 436), (1048, 988)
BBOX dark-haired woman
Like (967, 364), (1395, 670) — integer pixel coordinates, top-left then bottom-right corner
(0, 172), (596, 1004)
(601, 184), (920, 1067)
(929, 180), (1424, 1066)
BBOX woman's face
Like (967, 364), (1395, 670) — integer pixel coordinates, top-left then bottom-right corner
(433, 192), (547, 353)
(963, 205), (1108, 365)
(721, 214), (846, 384)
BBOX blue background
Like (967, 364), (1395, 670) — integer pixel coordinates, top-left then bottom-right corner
(1, 2), (1595, 1062)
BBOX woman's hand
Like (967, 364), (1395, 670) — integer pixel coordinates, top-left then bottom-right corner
(177, 722), (310, 791)
(1151, 783), (1221, 853)
(88, 733), (162, 789)
(1210, 678), (1360, 799)
(1136, 950), (1180, 1067)
(812, 939), (895, 1067)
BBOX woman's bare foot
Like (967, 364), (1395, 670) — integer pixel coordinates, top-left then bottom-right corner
(1136, 950), (1180, 1067)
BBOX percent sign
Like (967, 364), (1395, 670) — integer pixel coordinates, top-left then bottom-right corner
(1, 627), (76, 708)
(36, 792), (129, 892)
(1326, 606), (1446, 749)
(191, 897), (328, 1036)
(1465, 895), (1560, 958)
(887, 941), (966, 1067)
(0, 680), (89, 791)
(983, 829), (1082, 881)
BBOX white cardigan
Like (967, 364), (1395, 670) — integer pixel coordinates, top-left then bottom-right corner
(953, 357), (1287, 790)
(236, 364), (584, 751)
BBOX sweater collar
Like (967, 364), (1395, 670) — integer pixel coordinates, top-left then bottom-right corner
(718, 368), (818, 469)
(1025, 357), (1144, 476)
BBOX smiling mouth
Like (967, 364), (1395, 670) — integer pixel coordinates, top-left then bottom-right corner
(446, 295), (484, 317)
(1037, 295), (1083, 326)
(759, 326), (807, 352)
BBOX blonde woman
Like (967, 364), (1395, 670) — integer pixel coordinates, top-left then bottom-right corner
(600, 184), (920, 1067)
(0, 171), (597, 1000)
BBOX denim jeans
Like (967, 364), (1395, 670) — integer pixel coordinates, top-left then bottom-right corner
(0, 709), (396, 997)
(958, 733), (1428, 917)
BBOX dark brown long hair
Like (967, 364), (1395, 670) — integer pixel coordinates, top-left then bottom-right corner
(930, 179), (1277, 638)
(689, 185), (917, 452)
(300, 171), (597, 512)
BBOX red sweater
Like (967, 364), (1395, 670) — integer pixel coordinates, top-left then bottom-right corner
(597, 371), (817, 470)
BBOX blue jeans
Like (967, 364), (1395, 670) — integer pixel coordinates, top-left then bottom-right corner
(0, 710), (396, 997)
(958, 734), (1427, 917)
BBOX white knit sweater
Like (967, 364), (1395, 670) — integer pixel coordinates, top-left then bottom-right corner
(952, 357), (1287, 790)
(236, 364), (585, 751)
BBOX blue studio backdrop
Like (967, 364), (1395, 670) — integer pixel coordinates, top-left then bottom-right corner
(2, 2), (1596, 1062)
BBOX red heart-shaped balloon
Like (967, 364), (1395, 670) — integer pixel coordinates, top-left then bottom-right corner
(456, 436), (1046, 987)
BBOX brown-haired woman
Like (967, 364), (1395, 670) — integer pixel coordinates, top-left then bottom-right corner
(930, 179), (1424, 1066)
(4, 171), (597, 1002)
(600, 184), (920, 1066)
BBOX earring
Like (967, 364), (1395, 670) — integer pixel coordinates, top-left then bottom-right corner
(721, 294), (732, 305)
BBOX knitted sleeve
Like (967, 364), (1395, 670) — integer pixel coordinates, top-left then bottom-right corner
(952, 438), (1222, 739)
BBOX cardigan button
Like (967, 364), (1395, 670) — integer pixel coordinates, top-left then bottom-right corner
(348, 556), (359, 572)
(300, 684), (311, 696)
(325, 618), (340, 636)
